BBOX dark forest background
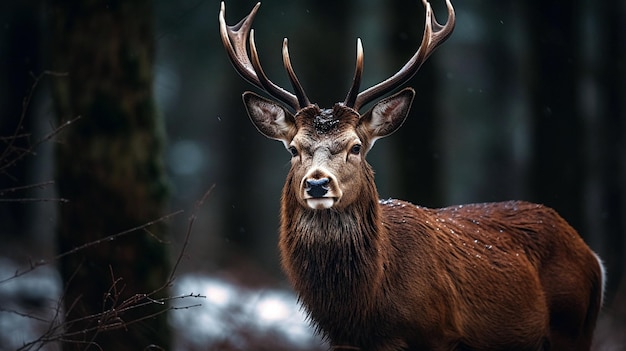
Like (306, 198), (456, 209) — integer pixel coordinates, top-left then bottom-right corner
(1, 0), (624, 350)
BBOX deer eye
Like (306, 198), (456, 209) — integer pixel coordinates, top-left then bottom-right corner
(350, 144), (362, 155)
(288, 145), (299, 157)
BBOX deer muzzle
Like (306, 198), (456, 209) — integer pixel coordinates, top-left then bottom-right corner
(302, 170), (340, 210)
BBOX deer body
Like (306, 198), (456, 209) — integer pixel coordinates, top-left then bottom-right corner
(282, 196), (603, 350)
(219, 1), (604, 350)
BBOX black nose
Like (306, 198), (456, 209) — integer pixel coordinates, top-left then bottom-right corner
(306, 178), (330, 198)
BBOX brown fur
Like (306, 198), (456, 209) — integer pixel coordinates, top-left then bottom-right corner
(281, 193), (603, 350)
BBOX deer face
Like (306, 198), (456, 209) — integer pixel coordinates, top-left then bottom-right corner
(244, 88), (414, 210)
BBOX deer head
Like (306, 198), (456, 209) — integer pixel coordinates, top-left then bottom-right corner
(219, 0), (454, 211)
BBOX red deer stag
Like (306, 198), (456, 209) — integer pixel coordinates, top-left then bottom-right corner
(219, 1), (605, 350)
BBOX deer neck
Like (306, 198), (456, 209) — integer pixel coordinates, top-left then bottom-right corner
(279, 177), (387, 326)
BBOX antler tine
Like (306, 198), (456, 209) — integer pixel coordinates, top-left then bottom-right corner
(343, 38), (364, 109)
(248, 29), (301, 109)
(351, 0), (455, 111)
(219, 2), (302, 111)
(283, 38), (311, 108)
(218, 2), (260, 88)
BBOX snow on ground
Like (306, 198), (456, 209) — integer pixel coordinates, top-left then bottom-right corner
(171, 274), (325, 350)
(0, 259), (62, 351)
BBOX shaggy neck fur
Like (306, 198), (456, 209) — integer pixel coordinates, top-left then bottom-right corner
(278, 169), (388, 342)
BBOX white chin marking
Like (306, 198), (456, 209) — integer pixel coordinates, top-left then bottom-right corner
(306, 198), (335, 210)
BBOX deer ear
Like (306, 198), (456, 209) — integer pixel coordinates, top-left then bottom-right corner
(243, 92), (296, 142)
(360, 87), (415, 139)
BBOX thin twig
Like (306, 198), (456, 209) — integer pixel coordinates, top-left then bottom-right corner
(0, 210), (184, 285)
(0, 197), (69, 203)
(0, 71), (69, 173)
(168, 184), (215, 282)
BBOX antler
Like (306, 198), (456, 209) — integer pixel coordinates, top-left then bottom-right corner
(219, 2), (310, 111)
(344, 0), (455, 111)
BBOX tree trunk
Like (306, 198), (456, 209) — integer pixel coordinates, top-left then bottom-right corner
(525, 3), (583, 229)
(48, 0), (171, 349)
(0, 1), (42, 247)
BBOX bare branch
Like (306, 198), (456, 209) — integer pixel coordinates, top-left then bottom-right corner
(0, 71), (71, 176)
(169, 184), (215, 282)
(0, 210), (184, 285)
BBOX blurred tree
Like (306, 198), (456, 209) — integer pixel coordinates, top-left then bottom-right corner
(526, 3), (584, 230)
(386, 0), (442, 207)
(0, 1), (42, 248)
(47, 0), (171, 349)
(574, 0), (626, 323)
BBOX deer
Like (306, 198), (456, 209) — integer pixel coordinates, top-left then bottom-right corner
(218, 1), (605, 350)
